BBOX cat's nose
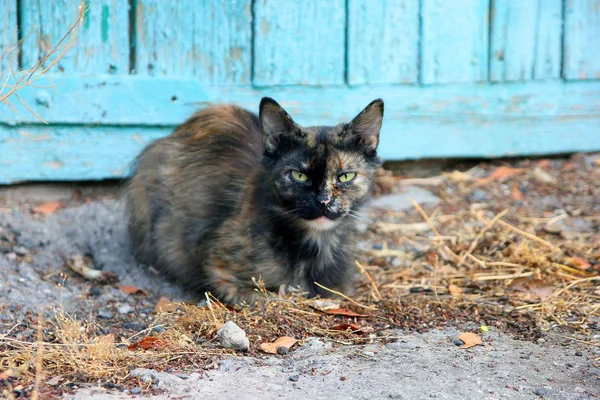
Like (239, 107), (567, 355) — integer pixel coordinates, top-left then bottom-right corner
(317, 192), (332, 205)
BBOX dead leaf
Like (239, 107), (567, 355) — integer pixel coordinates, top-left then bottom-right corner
(537, 159), (551, 169)
(308, 299), (341, 310)
(447, 284), (463, 296)
(128, 336), (167, 351)
(259, 336), (297, 354)
(532, 167), (557, 184)
(0, 368), (17, 380)
(0, 363), (27, 380)
(97, 333), (115, 345)
(154, 296), (177, 313)
(477, 166), (524, 184)
(458, 332), (483, 349)
(510, 183), (523, 201)
(323, 308), (369, 318)
(329, 323), (361, 331)
(68, 254), (118, 283)
(507, 277), (554, 300)
(33, 201), (62, 215)
(119, 285), (144, 295)
(566, 257), (591, 271)
(443, 170), (474, 182)
(46, 375), (63, 386)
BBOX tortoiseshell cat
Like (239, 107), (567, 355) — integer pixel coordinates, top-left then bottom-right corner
(126, 97), (384, 303)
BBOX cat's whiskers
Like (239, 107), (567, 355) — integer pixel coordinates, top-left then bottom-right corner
(347, 210), (373, 224)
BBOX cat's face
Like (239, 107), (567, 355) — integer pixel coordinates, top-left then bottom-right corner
(259, 98), (384, 232)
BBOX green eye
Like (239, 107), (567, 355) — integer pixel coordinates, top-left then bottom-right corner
(291, 170), (309, 182)
(338, 172), (357, 183)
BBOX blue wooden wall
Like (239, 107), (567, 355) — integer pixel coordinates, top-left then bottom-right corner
(0, 0), (599, 183)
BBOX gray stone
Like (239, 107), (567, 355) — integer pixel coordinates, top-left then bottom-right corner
(217, 321), (249, 351)
(129, 387), (142, 395)
(218, 359), (237, 371)
(117, 303), (134, 314)
(534, 387), (549, 396)
(368, 186), (440, 212)
(97, 309), (114, 319)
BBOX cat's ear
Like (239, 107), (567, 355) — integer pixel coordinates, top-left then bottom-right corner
(346, 99), (384, 154)
(259, 97), (297, 154)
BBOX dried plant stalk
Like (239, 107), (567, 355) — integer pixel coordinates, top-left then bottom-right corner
(0, 1), (86, 123)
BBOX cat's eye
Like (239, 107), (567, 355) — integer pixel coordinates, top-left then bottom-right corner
(338, 172), (357, 183)
(290, 170), (309, 182)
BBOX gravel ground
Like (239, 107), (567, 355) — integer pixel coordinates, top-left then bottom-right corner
(74, 329), (598, 400)
(1, 154), (599, 399)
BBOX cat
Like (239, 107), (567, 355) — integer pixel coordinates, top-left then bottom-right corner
(126, 97), (384, 304)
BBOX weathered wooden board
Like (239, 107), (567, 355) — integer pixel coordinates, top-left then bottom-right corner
(535, 0), (564, 79)
(490, 0), (563, 81)
(4, 75), (599, 126)
(134, 0), (252, 84)
(420, 0), (490, 84)
(2, 76), (600, 183)
(563, 0), (600, 80)
(253, 0), (346, 86)
(19, 0), (130, 74)
(3, 115), (599, 183)
(0, 126), (170, 181)
(0, 0), (18, 75)
(347, 0), (420, 84)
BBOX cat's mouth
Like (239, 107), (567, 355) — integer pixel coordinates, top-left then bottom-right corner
(302, 215), (342, 231)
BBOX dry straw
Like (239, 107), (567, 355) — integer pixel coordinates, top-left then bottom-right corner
(0, 1), (85, 123)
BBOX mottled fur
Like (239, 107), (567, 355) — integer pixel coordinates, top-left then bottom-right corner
(126, 98), (384, 303)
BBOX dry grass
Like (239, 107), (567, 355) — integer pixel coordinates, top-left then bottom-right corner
(2, 202), (598, 391)
(0, 1), (85, 123)
(1, 171), (599, 395)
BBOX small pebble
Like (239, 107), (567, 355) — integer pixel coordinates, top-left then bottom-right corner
(97, 309), (114, 319)
(362, 351), (375, 358)
(575, 351), (583, 356)
(13, 246), (29, 256)
(277, 346), (290, 355)
(152, 326), (166, 333)
(534, 387), (548, 396)
(89, 287), (102, 297)
(123, 322), (147, 331)
(471, 189), (489, 202)
(130, 387), (142, 395)
(219, 359), (237, 371)
(217, 321), (250, 351)
(288, 374), (300, 382)
(118, 304), (134, 314)
(453, 338), (464, 346)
